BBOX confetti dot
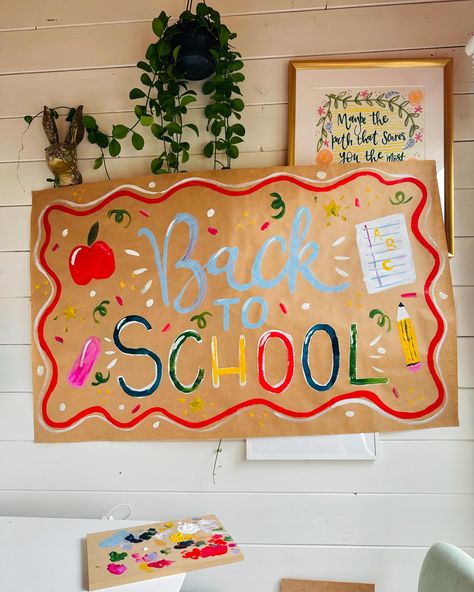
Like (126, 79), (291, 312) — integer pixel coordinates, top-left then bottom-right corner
(37, 365), (45, 376)
(207, 227), (218, 235)
(260, 221), (270, 231)
(107, 358), (118, 369)
(355, 198), (361, 207)
(139, 209), (150, 217)
(52, 243), (59, 252)
(90, 290), (96, 298)
(119, 405), (125, 411)
(345, 411), (355, 418)
(301, 302), (310, 310)
(133, 268), (148, 275)
(207, 208), (215, 217)
(162, 323), (171, 333)
(132, 404), (141, 414)
(146, 299), (154, 307)
(142, 279), (153, 294)
(279, 302), (288, 314)
(148, 181), (156, 188)
(316, 171), (327, 179)
(125, 249), (140, 256)
(62, 229), (69, 237)
(439, 291), (448, 300)
(116, 295), (123, 306)
(59, 403), (66, 412)
(377, 347), (386, 354)
(55, 336), (64, 343)
(153, 421), (160, 429)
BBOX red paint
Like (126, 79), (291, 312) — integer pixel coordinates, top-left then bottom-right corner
(279, 302), (288, 314)
(260, 221), (270, 231)
(355, 198), (361, 207)
(115, 295), (123, 306)
(258, 331), (295, 394)
(69, 241), (115, 286)
(36, 172), (446, 431)
(131, 404), (141, 414)
(139, 209), (150, 217)
(54, 336), (64, 343)
(207, 227), (218, 235)
(52, 243), (59, 252)
(392, 387), (400, 398)
(162, 323), (171, 333)
(147, 559), (174, 569)
(401, 292), (417, 298)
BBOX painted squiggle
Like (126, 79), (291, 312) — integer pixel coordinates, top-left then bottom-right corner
(67, 337), (101, 387)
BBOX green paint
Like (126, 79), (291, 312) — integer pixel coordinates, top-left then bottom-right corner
(107, 209), (132, 228)
(109, 551), (128, 562)
(160, 548), (172, 555)
(93, 300), (110, 323)
(270, 192), (286, 219)
(87, 221), (99, 246)
(350, 324), (388, 385)
(369, 308), (392, 331)
(169, 330), (205, 393)
(91, 371), (110, 386)
(389, 191), (413, 206)
(190, 311), (212, 329)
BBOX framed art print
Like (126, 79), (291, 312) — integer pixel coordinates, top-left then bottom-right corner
(288, 58), (454, 255)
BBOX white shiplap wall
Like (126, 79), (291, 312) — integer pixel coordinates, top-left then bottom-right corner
(0, 1), (473, 591)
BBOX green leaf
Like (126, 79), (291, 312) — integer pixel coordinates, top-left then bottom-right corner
(93, 156), (103, 170)
(167, 121), (182, 135)
(82, 115), (97, 129)
(87, 129), (97, 143)
(129, 87), (146, 100)
(137, 60), (152, 72)
(230, 98), (244, 112)
(231, 73), (245, 83)
(151, 157), (164, 173)
(151, 123), (163, 138)
(140, 73), (153, 87)
(134, 105), (147, 118)
(181, 150), (190, 163)
(24, 115), (33, 125)
(132, 132), (145, 150)
(202, 80), (216, 95)
(211, 120), (223, 136)
(196, 2), (208, 17)
(65, 108), (76, 122)
(87, 221), (99, 246)
(96, 132), (109, 149)
(230, 60), (244, 72)
(112, 125), (129, 139)
(227, 144), (239, 159)
(185, 123), (199, 137)
(109, 139), (121, 157)
(172, 45), (181, 63)
(140, 114), (154, 126)
(152, 16), (165, 37)
(230, 136), (243, 144)
(204, 141), (214, 158)
(181, 95), (196, 107)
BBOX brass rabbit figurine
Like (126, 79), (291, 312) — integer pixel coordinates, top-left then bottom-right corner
(43, 105), (85, 186)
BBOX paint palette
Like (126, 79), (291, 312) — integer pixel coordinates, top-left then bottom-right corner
(86, 515), (243, 590)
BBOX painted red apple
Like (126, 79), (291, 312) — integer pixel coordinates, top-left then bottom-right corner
(69, 222), (115, 286)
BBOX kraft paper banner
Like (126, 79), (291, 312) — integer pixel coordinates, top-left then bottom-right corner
(30, 162), (458, 442)
(281, 579), (374, 592)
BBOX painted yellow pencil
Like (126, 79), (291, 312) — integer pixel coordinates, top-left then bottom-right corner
(397, 302), (421, 371)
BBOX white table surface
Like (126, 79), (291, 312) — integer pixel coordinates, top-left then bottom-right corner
(0, 516), (186, 592)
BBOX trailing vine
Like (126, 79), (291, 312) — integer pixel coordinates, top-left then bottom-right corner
(22, 2), (245, 182)
(316, 91), (421, 152)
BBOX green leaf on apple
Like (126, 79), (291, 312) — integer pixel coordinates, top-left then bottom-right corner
(87, 221), (99, 246)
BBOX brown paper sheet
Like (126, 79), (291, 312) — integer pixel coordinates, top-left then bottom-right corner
(281, 578), (375, 592)
(86, 514), (242, 590)
(30, 162), (458, 441)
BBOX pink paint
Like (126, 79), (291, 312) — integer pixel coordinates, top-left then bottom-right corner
(147, 559), (174, 569)
(355, 198), (361, 207)
(107, 564), (127, 575)
(408, 362), (422, 372)
(55, 336), (64, 343)
(67, 336), (101, 387)
(207, 227), (218, 235)
(162, 323), (171, 333)
(116, 295), (123, 306)
(139, 209), (150, 217)
(52, 243), (59, 252)
(132, 404), (141, 414)
(392, 387), (400, 399)
(279, 302), (288, 314)
(260, 221), (270, 231)
(401, 292), (417, 298)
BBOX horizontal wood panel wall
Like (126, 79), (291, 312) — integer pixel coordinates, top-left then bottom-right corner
(0, 2), (473, 592)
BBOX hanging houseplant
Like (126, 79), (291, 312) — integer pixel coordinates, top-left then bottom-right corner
(22, 2), (245, 183)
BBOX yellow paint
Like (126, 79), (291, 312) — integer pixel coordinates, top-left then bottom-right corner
(35, 284), (40, 289)
(178, 398), (186, 403)
(139, 563), (153, 572)
(373, 227), (382, 240)
(130, 285), (136, 290)
(397, 315), (421, 367)
(322, 199), (341, 218)
(258, 421), (264, 427)
(381, 259), (393, 271)
(189, 396), (205, 413)
(243, 211), (249, 218)
(62, 305), (77, 319)
(170, 532), (192, 543)
(211, 335), (246, 387)
(163, 522), (174, 528)
(386, 237), (396, 250)
(120, 280), (126, 288)
(249, 412), (255, 418)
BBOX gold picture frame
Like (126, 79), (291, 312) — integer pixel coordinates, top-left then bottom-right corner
(288, 58), (454, 255)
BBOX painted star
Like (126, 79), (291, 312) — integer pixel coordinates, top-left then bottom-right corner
(322, 199), (341, 218)
(62, 305), (77, 319)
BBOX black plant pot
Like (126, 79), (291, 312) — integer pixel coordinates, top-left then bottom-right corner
(173, 21), (217, 81)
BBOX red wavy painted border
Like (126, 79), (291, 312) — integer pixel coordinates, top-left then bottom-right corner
(36, 171), (445, 430)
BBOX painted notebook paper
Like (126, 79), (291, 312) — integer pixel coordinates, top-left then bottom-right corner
(86, 515), (242, 591)
(30, 162), (457, 441)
